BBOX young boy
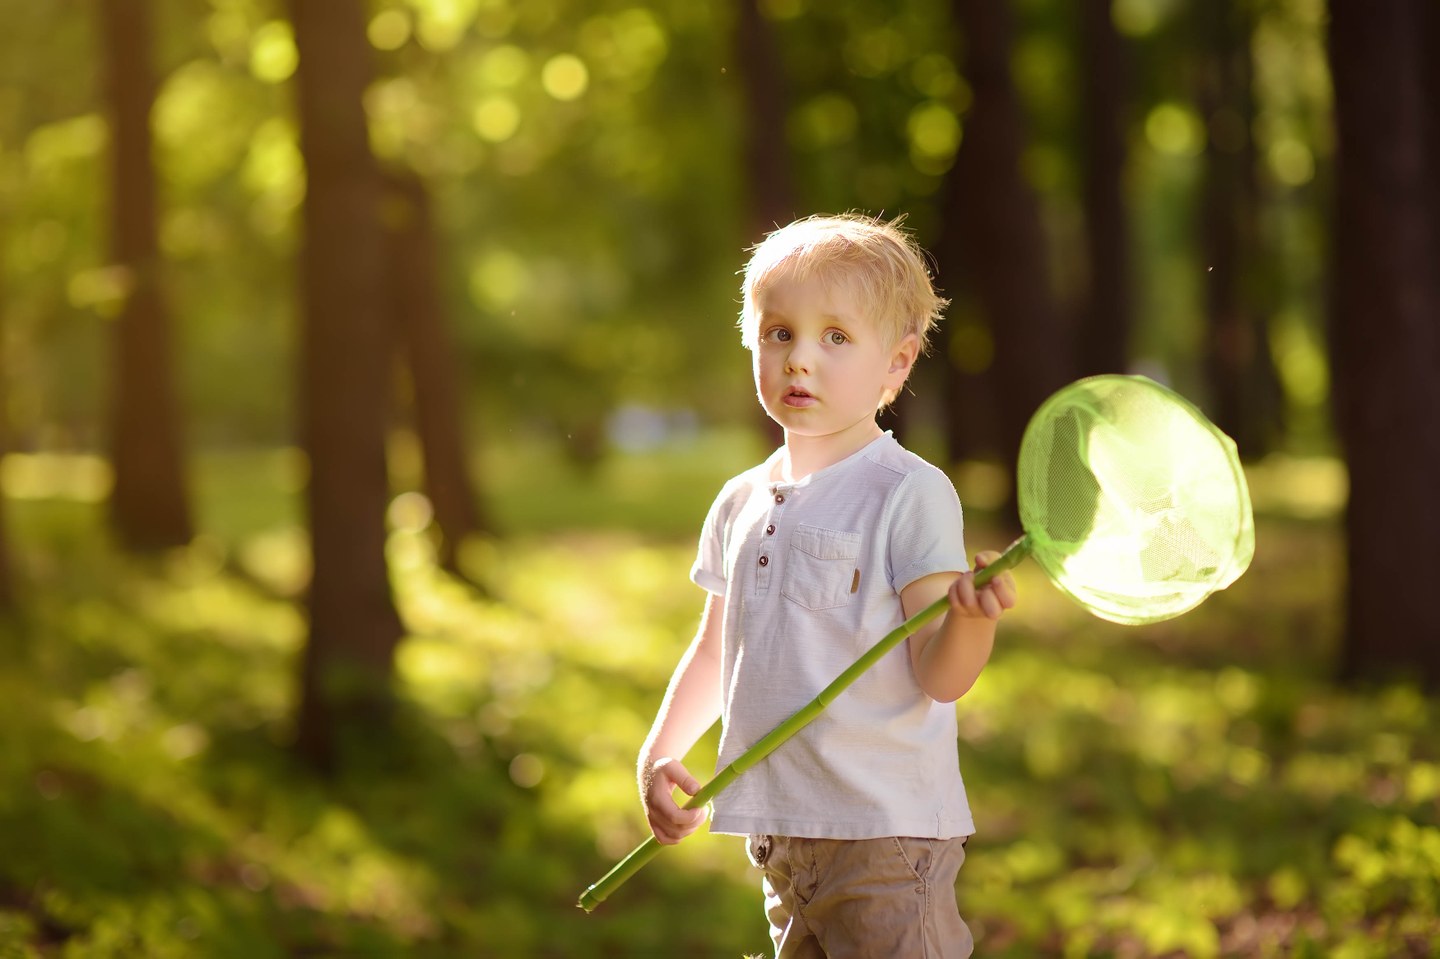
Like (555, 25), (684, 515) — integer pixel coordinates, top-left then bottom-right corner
(639, 214), (1016, 958)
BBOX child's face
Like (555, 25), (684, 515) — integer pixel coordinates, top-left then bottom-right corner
(751, 272), (917, 444)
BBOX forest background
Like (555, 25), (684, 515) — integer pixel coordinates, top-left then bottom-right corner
(1, 0), (1438, 956)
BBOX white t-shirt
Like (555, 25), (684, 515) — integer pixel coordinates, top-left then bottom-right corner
(691, 433), (975, 840)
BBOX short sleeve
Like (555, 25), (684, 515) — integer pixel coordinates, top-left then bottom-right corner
(887, 466), (969, 592)
(690, 484), (731, 596)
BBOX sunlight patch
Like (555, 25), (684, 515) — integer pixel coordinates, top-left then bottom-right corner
(1, 453), (111, 502)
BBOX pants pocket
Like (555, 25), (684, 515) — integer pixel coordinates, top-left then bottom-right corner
(891, 836), (935, 882)
(747, 834), (774, 868)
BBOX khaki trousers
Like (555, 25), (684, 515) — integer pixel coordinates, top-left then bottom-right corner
(747, 835), (974, 959)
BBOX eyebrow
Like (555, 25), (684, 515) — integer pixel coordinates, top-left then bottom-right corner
(757, 307), (849, 326)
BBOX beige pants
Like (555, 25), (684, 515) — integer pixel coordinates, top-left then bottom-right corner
(746, 835), (974, 959)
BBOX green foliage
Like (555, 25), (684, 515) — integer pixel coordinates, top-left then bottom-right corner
(0, 0), (1411, 950)
(0, 0), (1339, 455)
(1, 449), (1438, 956)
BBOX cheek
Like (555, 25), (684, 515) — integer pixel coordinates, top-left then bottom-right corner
(752, 355), (773, 398)
(754, 350), (779, 383)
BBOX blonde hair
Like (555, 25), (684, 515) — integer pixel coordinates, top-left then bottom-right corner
(739, 213), (948, 351)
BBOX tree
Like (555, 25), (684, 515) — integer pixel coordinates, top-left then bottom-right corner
(734, 0), (796, 241)
(1077, 0), (1132, 378)
(0, 222), (14, 611)
(1328, 0), (1440, 687)
(98, 0), (192, 550)
(734, 0), (793, 448)
(929, 175), (996, 465)
(1197, 0), (1282, 458)
(381, 172), (486, 577)
(936, 0), (1072, 510)
(289, 0), (404, 768)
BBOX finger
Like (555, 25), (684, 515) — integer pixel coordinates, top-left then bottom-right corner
(675, 771), (702, 799)
(951, 572), (978, 609)
(650, 800), (695, 840)
(646, 784), (693, 826)
(975, 566), (1013, 602)
(646, 805), (675, 843)
(653, 769), (705, 827)
(657, 758), (701, 798)
(652, 805), (706, 844)
(978, 578), (1013, 610)
(669, 801), (704, 828)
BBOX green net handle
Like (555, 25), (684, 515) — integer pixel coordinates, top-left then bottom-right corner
(577, 535), (1032, 912)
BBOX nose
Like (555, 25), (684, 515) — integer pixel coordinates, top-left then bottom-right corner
(783, 341), (813, 375)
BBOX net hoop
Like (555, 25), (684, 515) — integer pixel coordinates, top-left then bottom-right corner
(1016, 374), (1255, 625)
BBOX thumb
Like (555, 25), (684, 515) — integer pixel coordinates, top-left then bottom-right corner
(668, 760), (702, 799)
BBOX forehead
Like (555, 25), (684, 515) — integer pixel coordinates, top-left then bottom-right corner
(755, 269), (868, 322)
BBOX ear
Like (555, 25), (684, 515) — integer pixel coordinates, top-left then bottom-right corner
(885, 333), (921, 387)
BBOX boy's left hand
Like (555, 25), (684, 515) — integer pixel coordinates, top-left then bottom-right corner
(947, 550), (1017, 620)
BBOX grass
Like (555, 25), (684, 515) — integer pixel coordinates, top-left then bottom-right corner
(0, 435), (1436, 957)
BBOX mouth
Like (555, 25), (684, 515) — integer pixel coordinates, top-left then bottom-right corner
(782, 387), (816, 408)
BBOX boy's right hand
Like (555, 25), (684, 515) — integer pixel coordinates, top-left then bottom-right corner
(641, 756), (708, 845)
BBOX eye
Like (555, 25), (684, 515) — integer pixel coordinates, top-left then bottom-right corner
(762, 327), (792, 343)
(824, 330), (848, 346)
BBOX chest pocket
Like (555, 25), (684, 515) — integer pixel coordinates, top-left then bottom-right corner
(782, 525), (862, 611)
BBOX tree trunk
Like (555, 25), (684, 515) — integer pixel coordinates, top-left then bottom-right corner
(735, 0), (795, 240)
(98, 0), (193, 550)
(1426, 0), (1440, 242)
(735, 0), (793, 449)
(1329, 0), (1440, 688)
(1198, 0), (1282, 458)
(931, 168), (998, 465)
(289, 0), (404, 769)
(943, 0), (1071, 520)
(0, 222), (14, 611)
(381, 173), (486, 576)
(1077, 0), (1131, 378)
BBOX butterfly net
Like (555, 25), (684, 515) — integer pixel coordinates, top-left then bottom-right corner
(1017, 375), (1255, 625)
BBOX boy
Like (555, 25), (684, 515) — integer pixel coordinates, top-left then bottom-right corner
(639, 214), (1016, 958)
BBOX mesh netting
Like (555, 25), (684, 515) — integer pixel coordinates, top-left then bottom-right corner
(1017, 375), (1255, 625)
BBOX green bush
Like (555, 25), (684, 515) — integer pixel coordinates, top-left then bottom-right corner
(1, 448), (1437, 957)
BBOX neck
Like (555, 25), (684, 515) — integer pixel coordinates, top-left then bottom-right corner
(777, 420), (884, 482)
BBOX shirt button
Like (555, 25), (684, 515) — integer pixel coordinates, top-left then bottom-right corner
(758, 555), (769, 567)
(774, 493), (785, 504)
(765, 525), (776, 535)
